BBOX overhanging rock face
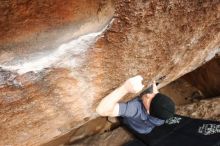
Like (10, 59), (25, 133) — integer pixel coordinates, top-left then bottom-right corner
(0, 0), (219, 145)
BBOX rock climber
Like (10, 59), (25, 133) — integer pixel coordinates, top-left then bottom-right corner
(96, 75), (175, 145)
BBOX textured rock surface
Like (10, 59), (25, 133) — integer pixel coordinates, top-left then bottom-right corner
(69, 127), (134, 146)
(176, 96), (220, 122)
(43, 117), (118, 146)
(160, 57), (220, 105)
(183, 57), (220, 98)
(0, 0), (220, 145)
(160, 78), (201, 105)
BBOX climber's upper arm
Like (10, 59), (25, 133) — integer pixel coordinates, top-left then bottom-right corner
(97, 98), (139, 117)
(96, 103), (120, 117)
(111, 103), (120, 117)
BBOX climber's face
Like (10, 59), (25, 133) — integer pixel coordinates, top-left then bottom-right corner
(141, 93), (156, 114)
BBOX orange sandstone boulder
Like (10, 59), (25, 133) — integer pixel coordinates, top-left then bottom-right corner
(0, 0), (219, 145)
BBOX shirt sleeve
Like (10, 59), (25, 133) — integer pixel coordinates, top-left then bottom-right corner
(118, 98), (140, 118)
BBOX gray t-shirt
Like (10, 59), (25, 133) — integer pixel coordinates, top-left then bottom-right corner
(119, 97), (164, 134)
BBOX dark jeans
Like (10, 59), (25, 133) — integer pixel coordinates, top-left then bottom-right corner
(121, 115), (220, 146)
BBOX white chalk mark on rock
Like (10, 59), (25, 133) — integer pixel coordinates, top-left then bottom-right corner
(0, 19), (113, 74)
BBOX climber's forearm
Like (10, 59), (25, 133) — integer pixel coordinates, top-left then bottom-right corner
(96, 75), (144, 117)
(96, 84), (128, 117)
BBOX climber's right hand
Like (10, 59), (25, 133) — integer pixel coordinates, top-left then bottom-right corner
(123, 75), (144, 93)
